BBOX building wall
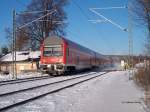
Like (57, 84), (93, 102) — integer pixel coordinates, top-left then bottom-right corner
(0, 61), (39, 74)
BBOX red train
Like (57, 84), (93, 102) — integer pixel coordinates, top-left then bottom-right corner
(40, 35), (109, 75)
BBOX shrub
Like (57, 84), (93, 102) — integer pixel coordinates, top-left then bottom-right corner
(134, 68), (150, 89)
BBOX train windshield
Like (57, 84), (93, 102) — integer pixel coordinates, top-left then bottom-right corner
(43, 45), (63, 57)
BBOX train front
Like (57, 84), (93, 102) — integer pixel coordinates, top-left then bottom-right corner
(40, 36), (66, 75)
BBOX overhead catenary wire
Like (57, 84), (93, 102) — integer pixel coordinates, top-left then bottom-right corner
(17, 10), (56, 29)
(37, 20), (68, 24)
(16, 0), (113, 53)
(15, 0), (55, 14)
(15, 0), (27, 8)
(89, 5), (130, 57)
(17, 10), (54, 15)
(90, 6), (126, 10)
(90, 4), (134, 69)
(11, 4), (56, 79)
(88, 19), (107, 23)
(71, 0), (91, 20)
(71, 0), (115, 53)
(15, 0), (65, 30)
(89, 8), (127, 31)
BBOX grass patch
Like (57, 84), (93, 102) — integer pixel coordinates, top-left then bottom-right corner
(134, 67), (150, 109)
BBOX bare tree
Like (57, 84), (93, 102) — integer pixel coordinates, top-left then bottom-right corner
(5, 0), (68, 51)
(0, 46), (9, 55)
(132, 0), (150, 56)
(5, 27), (29, 51)
(15, 28), (29, 50)
(17, 0), (68, 50)
(133, 0), (150, 86)
(5, 28), (13, 51)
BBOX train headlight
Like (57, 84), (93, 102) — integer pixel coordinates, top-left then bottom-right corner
(47, 65), (51, 68)
(58, 58), (63, 62)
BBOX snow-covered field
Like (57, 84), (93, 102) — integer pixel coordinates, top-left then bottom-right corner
(7, 71), (145, 112)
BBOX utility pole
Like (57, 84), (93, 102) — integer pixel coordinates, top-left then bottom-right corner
(11, 9), (56, 79)
(12, 9), (17, 79)
(128, 7), (132, 69)
(128, 2), (134, 79)
(44, 0), (49, 38)
(89, 5), (134, 73)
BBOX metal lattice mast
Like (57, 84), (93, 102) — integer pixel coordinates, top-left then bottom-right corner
(14, 10), (17, 78)
(128, 3), (133, 70)
(12, 9), (58, 79)
(89, 6), (134, 69)
(12, 10), (17, 79)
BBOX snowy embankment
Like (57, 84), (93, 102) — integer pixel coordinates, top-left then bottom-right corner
(0, 72), (48, 81)
(0, 72), (97, 95)
(8, 71), (145, 112)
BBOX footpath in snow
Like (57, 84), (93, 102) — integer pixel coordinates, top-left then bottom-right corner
(9, 71), (145, 112)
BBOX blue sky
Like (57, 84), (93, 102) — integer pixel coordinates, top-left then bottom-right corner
(0, 0), (146, 55)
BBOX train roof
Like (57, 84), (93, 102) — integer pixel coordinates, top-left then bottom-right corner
(44, 35), (63, 45)
(43, 35), (109, 60)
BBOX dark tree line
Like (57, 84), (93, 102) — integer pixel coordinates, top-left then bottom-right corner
(133, 0), (150, 56)
(133, 0), (150, 86)
(0, 46), (9, 55)
(5, 0), (68, 51)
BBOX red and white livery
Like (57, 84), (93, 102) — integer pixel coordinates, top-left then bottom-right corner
(40, 35), (109, 75)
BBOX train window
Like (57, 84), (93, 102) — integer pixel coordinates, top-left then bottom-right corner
(43, 45), (62, 57)
(43, 47), (53, 56)
(53, 47), (62, 56)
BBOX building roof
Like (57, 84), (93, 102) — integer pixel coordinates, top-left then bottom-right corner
(0, 51), (40, 62)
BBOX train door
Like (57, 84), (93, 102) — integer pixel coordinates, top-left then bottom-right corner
(90, 57), (92, 65)
(66, 47), (69, 64)
(77, 56), (79, 65)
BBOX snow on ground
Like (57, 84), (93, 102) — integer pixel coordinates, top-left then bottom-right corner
(0, 63), (121, 81)
(0, 51), (40, 62)
(0, 72), (97, 95)
(0, 72), (48, 81)
(135, 63), (146, 68)
(8, 71), (145, 112)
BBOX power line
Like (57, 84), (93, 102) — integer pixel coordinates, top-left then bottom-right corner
(15, 0), (27, 8)
(17, 10), (56, 29)
(15, 0), (54, 15)
(89, 8), (127, 31)
(18, 10), (55, 15)
(71, 0), (90, 20)
(71, 0), (115, 52)
(91, 6), (126, 10)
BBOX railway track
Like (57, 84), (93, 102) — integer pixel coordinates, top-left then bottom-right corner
(0, 70), (93, 86)
(0, 75), (52, 86)
(0, 71), (108, 111)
